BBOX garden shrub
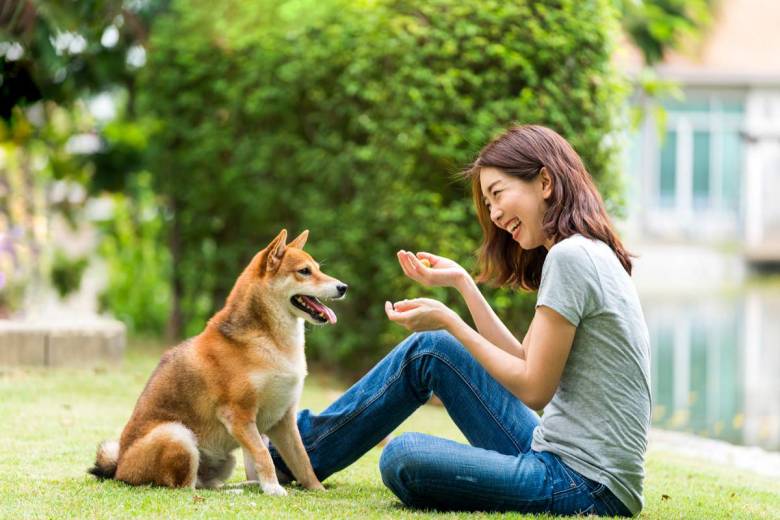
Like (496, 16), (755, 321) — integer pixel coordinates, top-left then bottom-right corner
(139, 0), (624, 372)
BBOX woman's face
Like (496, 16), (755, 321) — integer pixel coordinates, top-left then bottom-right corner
(479, 166), (553, 250)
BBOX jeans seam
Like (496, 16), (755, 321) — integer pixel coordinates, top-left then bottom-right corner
(406, 478), (550, 505)
(593, 485), (621, 517)
(551, 481), (587, 498)
(549, 455), (577, 487)
(308, 376), (396, 449)
(306, 346), (429, 449)
(306, 345), (523, 455)
(602, 499), (619, 517)
(417, 351), (524, 454)
(549, 455), (593, 498)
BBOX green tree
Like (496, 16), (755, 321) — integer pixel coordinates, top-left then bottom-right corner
(1, 0), (157, 118)
(617, 0), (713, 65)
(616, 0), (715, 135)
(141, 0), (625, 373)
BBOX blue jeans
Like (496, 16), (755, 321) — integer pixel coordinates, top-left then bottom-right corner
(269, 330), (632, 516)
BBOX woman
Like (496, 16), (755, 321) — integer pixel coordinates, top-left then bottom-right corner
(269, 124), (651, 516)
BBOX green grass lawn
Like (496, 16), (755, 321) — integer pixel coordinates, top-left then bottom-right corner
(1, 338), (778, 519)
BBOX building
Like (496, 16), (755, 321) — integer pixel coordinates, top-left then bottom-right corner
(616, 0), (780, 451)
(619, 0), (780, 266)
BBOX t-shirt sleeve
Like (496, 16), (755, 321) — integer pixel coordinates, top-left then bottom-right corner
(535, 243), (601, 327)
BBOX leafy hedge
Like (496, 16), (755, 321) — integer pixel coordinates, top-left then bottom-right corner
(138, 0), (624, 372)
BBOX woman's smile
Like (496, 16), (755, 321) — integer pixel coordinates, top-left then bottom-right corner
(510, 221), (521, 241)
(505, 218), (521, 240)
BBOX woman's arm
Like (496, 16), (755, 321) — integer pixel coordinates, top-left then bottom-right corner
(444, 305), (575, 410)
(455, 274), (526, 359)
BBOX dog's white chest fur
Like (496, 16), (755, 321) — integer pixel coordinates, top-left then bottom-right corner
(243, 319), (308, 432)
(250, 365), (305, 432)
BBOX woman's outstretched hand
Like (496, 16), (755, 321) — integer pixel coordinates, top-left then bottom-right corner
(396, 250), (469, 290)
(384, 298), (460, 332)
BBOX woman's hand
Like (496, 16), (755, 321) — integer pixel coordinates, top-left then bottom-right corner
(384, 298), (460, 332)
(396, 250), (469, 290)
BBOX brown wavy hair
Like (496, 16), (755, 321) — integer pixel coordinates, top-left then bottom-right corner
(463, 124), (632, 291)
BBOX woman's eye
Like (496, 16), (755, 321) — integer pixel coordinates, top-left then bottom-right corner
(298, 267), (312, 275)
(493, 190), (502, 198)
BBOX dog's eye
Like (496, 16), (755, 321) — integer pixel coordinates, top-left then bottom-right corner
(298, 267), (312, 276)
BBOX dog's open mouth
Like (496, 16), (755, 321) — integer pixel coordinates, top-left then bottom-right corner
(291, 295), (337, 324)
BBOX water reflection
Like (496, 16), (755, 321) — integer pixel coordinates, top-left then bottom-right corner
(643, 286), (780, 451)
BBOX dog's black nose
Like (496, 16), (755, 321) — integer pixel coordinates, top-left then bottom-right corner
(337, 284), (348, 296)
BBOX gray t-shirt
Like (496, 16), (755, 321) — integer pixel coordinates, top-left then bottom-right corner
(531, 234), (651, 515)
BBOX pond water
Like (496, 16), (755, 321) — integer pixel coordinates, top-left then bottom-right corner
(642, 285), (780, 452)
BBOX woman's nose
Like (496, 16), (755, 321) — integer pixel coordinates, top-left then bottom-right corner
(490, 205), (502, 224)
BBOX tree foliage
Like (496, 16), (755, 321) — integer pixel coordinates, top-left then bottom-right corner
(139, 0), (625, 372)
(618, 0), (713, 65)
(0, 0), (157, 118)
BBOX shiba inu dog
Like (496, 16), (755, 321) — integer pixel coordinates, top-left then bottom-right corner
(89, 229), (346, 495)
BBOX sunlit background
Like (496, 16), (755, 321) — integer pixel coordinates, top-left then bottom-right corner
(2, 0), (778, 453)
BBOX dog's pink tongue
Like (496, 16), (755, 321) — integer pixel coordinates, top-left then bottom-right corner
(302, 296), (337, 324)
(321, 305), (337, 324)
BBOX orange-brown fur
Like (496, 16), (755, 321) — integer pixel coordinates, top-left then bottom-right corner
(89, 229), (345, 495)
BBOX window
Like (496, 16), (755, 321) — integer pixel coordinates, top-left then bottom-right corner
(721, 131), (742, 211)
(692, 130), (711, 209)
(659, 130), (677, 208)
(655, 96), (744, 214)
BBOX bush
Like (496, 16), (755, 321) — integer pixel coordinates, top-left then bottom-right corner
(139, 0), (624, 373)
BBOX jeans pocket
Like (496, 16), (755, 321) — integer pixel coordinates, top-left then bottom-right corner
(551, 455), (584, 489)
(549, 459), (630, 517)
(585, 480), (627, 517)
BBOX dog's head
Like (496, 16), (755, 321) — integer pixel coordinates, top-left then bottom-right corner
(252, 229), (347, 325)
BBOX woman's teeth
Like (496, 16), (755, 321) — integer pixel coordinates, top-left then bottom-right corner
(508, 220), (520, 233)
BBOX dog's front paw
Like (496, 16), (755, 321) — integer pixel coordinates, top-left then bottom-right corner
(261, 482), (287, 497)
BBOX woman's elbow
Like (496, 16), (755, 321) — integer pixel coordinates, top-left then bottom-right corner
(521, 397), (547, 411)
(517, 389), (553, 411)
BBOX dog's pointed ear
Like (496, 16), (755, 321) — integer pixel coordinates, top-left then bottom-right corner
(264, 229), (288, 273)
(288, 230), (309, 250)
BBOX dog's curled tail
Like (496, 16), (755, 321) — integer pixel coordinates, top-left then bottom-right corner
(88, 440), (119, 480)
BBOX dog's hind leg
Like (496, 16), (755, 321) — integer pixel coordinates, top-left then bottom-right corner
(196, 452), (236, 489)
(215, 448), (262, 491)
(115, 422), (199, 488)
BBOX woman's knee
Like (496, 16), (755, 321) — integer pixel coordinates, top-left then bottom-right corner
(399, 330), (464, 360)
(380, 432), (425, 469)
(379, 433), (430, 502)
(390, 331), (469, 398)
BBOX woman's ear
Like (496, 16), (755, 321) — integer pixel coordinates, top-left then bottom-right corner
(540, 167), (553, 200)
